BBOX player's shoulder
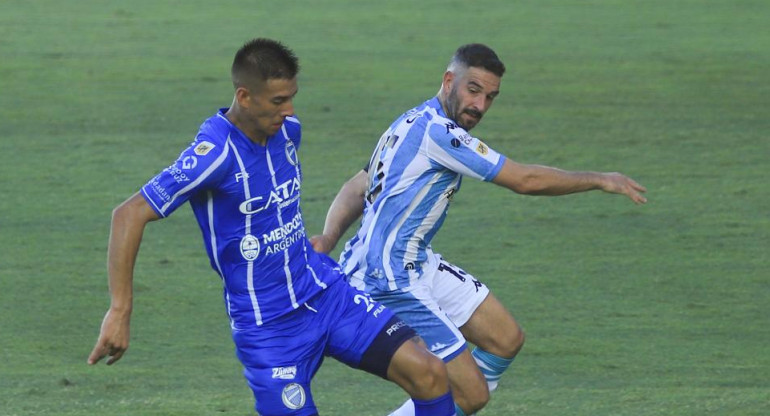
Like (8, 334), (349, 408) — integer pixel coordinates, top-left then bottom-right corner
(417, 107), (481, 152)
(197, 111), (232, 141)
(405, 98), (470, 141)
(187, 112), (235, 158)
(388, 100), (435, 134)
(425, 114), (473, 145)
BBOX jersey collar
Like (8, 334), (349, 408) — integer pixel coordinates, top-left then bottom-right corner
(426, 96), (447, 118)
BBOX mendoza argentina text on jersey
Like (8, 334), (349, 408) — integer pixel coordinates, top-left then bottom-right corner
(340, 97), (505, 293)
(141, 109), (338, 329)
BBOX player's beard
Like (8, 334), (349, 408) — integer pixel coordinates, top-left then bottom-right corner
(446, 88), (482, 131)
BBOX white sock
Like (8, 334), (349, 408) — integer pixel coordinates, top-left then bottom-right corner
(387, 399), (415, 416)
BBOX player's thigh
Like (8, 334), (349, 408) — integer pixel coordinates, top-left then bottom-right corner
(430, 256), (490, 328)
(243, 369), (318, 416)
(460, 292), (524, 358)
(376, 279), (467, 362)
(233, 313), (325, 416)
(385, 333), (453, 400)
(322, 280), (415, 379)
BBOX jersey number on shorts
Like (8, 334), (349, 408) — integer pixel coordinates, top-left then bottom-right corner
(354, 293), (376, 313)
(438, 262), (466, 282)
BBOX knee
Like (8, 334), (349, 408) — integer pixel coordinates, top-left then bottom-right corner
(388, 342), (450, 399)
(494, 324), (525, 358)
(508, 325), (525, 356)
(413, 353), (450, 393)
(468, 396), (490, 414)
(456, 383), (489, 414)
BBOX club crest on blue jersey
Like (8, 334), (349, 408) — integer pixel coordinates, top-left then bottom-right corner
(281, 383), (306, 410)
(285, 139), (298, 166)
(240, 235), (261, 261)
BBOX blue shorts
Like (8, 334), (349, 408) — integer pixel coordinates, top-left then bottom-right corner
(371, 280), (467, 363)
(232, 278), (415, 415)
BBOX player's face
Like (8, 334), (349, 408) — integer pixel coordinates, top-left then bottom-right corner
(244, 77), (299, 141)
(444, 67), (500, 131)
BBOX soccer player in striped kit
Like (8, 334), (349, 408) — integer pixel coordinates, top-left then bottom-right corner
(88, 38), (456, 416)
(311, 43), (647, 415)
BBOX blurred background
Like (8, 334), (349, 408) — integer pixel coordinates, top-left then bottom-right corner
(1, 1), (767, 414)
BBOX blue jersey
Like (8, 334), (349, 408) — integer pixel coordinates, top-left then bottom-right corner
(141, 109), (339, 330)
(339, 97), (505, 293)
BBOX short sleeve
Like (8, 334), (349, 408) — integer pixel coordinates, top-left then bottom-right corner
(140, 135), (231, 217)
(424, 122), (505, 181)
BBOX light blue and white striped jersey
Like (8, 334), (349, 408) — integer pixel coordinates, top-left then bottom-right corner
(339, 97), (505, 293)
(141, 109), (339, 330)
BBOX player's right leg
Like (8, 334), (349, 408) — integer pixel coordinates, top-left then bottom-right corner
(386, 336), (457, 406)
(373, 278), (487, 415)
(388, 347), (490, 416)
(322, 279), (455, 415)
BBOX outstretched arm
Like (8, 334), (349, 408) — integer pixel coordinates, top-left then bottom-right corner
(88, 192), (160, 365)
(310, 169), (368, 254)
(492, 159), (647, 204)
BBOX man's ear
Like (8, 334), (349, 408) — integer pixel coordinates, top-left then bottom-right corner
(235, 86), (251, 108)
(442, 71), (455, 94)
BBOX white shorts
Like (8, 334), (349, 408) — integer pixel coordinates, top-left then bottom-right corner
(428, 253), (490, 328)
(369, 253), (489, 361)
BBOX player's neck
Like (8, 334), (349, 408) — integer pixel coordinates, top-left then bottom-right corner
(225, 108), (268, 146)
(436, 91), (450, 118)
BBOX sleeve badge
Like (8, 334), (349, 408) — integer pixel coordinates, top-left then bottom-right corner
(194, 141), (216, 156)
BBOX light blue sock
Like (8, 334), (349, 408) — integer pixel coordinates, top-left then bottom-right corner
(471, 347), (515, 392)
(454, 403), (467, 416)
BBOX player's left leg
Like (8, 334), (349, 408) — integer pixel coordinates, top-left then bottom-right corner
(232, 306), (327, 416)
(459, 293), (524, 392)
(430, 256), (524, 396)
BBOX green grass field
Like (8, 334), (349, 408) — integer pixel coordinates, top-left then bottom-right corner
(1, 0), (768, 414)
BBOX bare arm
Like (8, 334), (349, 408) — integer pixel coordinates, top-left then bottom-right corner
(88, 192), (160, 365)
(309, 169), (368, 253)
(492, 159), (647, 204)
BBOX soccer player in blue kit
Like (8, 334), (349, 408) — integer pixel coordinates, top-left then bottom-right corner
(87, 38), (457, 416)
(310, 44), (647, 415)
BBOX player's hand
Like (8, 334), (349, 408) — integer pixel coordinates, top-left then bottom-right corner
(599, 172), (648, 204)
(88, 308), (131, 365)
(309, 234), (335, 254)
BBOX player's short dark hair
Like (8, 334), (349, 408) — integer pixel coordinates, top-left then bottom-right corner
(450, 43), (506, 77)
(231, 38), (299, 89)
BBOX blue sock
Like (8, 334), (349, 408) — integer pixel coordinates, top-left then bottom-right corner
(471, 347), (515, 392)
(413, 391), (456, 416)
(454, 403), (467, 416)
